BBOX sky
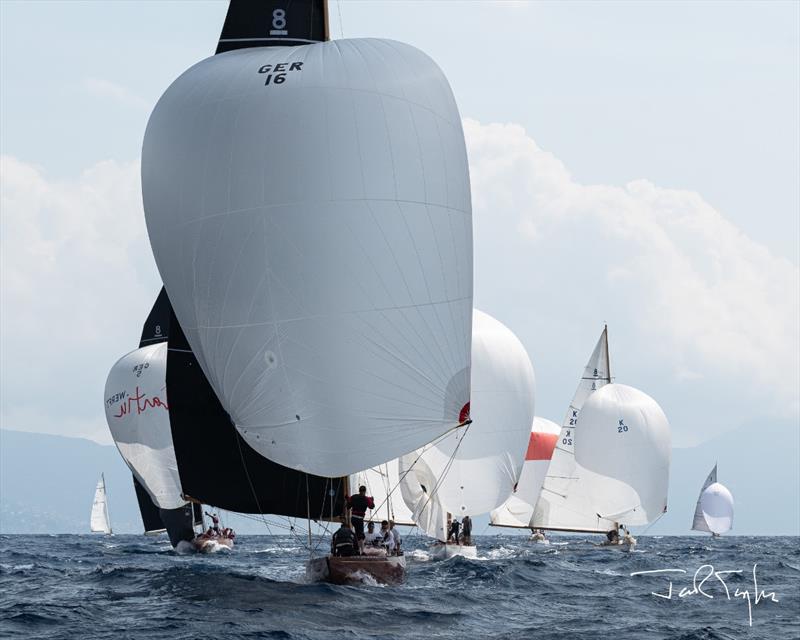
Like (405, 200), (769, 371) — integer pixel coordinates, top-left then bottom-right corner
(1, 0), (798, 462)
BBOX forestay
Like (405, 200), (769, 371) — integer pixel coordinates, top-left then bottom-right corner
(142, 38), (473, 477)
(399, 309), (535, 537)
(104, 344), (186, 510)
(491, 417), (560, 528)
(691, 464), (717, 533)
(533, 327), (616, 532)
(90, 475), (112, 534)
(575, 384), (671, 525)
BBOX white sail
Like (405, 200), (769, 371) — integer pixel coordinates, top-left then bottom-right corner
(90, 475), (112, 534)
(533, 327), (615, 532)
(691, 464), (718, 533)
(104, 344), (186, 510)
(142, 39), (473, 477)
(698, 482), (734, 535)
(400, 309), (535, 538)
(398, 453), (448, 541)
(574, 384), (671, 525)
(350, 461), (416, 526)
(491, 416), (560, 528)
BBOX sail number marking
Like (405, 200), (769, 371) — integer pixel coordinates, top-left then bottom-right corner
(269, 8), (288, 36)
(618, 419), (629, 434)
(562, 429), (573, 446)
(258, 62), (303, 86)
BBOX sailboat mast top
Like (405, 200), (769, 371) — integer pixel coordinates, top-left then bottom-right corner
(216, 0), (329, 54)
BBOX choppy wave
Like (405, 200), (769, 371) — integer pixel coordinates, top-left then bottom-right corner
(0, 534), (797, 639)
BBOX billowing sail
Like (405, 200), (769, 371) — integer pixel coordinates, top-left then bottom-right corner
(104, 343), (186, 510)
(533, 327), (615, 532)
(350, 461), (416, 527)
(90, 475), (112, 534)
(398, 453), (448, 541)
(574, 384), (671, 525)
(691, 464), (717, 533)
(399, 309), (535, 538)
(165, 307), (347, 518)
(698, 482), (734, 535)
(142, 38), (473, 477)
(491, 417), (560, 528)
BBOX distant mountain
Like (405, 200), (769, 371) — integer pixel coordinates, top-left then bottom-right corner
(0, 423), (797, 535)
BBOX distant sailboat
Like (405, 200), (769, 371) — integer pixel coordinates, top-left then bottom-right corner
(691, 464), (734, 536)
(532, 326), (671, 549)
(399, 309), (535, 559)
(90, 474), (112, 534)
(489, 416), (561, 538)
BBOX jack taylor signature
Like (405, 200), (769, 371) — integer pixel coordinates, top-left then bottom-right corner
(630, 563), (779, 627)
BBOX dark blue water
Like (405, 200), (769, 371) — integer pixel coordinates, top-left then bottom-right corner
(1, 534), (797, 639)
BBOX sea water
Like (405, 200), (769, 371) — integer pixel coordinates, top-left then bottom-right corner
(1, 534), (797, 639)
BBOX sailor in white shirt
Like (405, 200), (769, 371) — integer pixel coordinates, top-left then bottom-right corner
(389, 520), (401, 553)
(363, 521), (383, 546)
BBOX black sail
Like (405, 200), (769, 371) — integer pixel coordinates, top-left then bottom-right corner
(132, 476), (166, 534)
(130, 288), (172, 535)
(166, 307), (346, 519)
(216, 0), (328, 54)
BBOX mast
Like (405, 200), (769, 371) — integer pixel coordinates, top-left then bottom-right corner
(604, 324), (611, 381)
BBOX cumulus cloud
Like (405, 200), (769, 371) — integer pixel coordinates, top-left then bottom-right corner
(0, 156), (160, 442)
(1, 121), (797, 446)
(464, 119), (799, 435)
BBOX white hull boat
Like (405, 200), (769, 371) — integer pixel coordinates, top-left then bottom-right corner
(429, 543), (477, 560)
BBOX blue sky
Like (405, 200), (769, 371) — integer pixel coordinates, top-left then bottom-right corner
(1, 1), (798, 456)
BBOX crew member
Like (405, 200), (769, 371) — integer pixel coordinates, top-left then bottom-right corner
(331, 522), (357, 557)
(461, 515), (472, 546)
(364, 521), (382, 546)
(448, 518), (461, 544)
(380, 520), (393, 549)
(389, 520), (401, 554)
(205, 511), (221, 535)
(346, 485), (375, 548)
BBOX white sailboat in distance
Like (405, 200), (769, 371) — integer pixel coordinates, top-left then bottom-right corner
(691, 464), (734, 536)
(90, 474), (112, 534)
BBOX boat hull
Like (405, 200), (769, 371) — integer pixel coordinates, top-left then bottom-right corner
(429, 543), (477, 560)
(306, 554), (406, 585)
(193, 536), (234, 553)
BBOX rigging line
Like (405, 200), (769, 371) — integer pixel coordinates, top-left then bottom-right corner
(367, 420), (471, 523)
(638, 511), (667, 537)
(413, 422), (473, 534)
(336, 0), (344, 40)
(232, 424), (276, 537)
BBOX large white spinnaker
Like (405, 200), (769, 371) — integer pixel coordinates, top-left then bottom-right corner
(90, 474), (112, 534)
(104, 344), (186, 510)
(698, 483), (734, 535)
(350, 461), (416, 526)
(142, 39), (473, 477)
(575, 384), (671, 525)
(692, 465), (733, 535)
(691, 464), (717, 533)
(533, 327), (615, 532)
(401, 309), (535, 538)
(491, 417), (560, 528)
